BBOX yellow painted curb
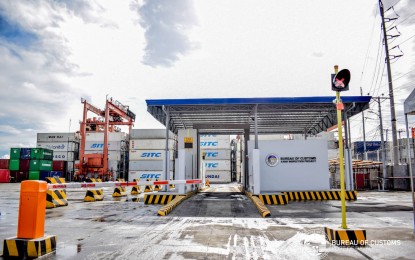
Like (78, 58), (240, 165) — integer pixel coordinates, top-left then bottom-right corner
(157, 196), (186, 216)
(246, 192), (271, 218)
(284, 191), (357, 201)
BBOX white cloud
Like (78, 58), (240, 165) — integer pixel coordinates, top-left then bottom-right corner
(132, 0), (199, 67)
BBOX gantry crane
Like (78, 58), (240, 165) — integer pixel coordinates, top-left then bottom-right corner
(75, 97), (135, 181)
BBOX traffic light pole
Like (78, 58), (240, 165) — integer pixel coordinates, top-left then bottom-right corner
(324, 66), (367, 245)
(336, 90), (347, 229)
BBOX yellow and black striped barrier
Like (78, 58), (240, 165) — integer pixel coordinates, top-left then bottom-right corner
(154, 179), (162, 191)
(112, 187), (127, 197)
(117, 178), (126, 182)
(131, 186), (141, 195)
(284, 191), (357, 201)
(45, 177), (68, 209)
(131, 179), (141, 195)
(157, 196), (186, 216)
(45, 177), (65, 184)
(96, 179), (102, 182)
(324, 227), (367, 247)
(144, 178), (154, 192)
(254, 194), (288, 205)
(84, 189), (104, 202)
(46, 190), (68, 208)
(144, 194), (178, 204)
(169, 178), (175, 189)
(246, 192), (271, 218)
(2, 235), (57, 258)
(86, 178), (98, 182)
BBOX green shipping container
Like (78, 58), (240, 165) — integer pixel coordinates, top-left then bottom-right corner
(9, 159), (20, 171)
(43, 149), (53, 160)
(30, 160), (40, 171)
(39, 160), (52, 171)
(30, 148), (54, 160)
(10, 148), (21, 159)
(29, 171), (40, 180)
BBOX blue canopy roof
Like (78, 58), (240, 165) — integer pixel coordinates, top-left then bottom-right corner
(146, 96), (371, 106)
(146, 96), (371, 135)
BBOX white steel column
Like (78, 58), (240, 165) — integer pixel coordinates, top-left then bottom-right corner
(253, 149), (260, 194)
(164, 107), (170, 188)
(253, 104), (260, 194)
(404, 114), (415, 233)
(177, 149), (186, 194)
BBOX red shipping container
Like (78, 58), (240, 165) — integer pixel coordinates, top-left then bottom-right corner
(10, 171), (29, 183)
(52, 160), (66, 171)
(0, 159), (9, 169)
(19, 159), (30, 171)
(0, 169), (10, 183)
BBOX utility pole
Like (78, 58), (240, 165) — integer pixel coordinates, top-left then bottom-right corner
(379, 0), (399, 166)
(377, 97), (387, 190)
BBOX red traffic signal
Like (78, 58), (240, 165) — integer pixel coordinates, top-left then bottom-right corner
(331, 69), (350, 92)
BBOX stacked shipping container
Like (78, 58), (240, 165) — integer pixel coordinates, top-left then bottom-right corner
(201, 135), (231, 183)
(37, 133), (80, 180)
(0, 158), (10, 183)
(7, 148), (54, 182)
(128, 129), (176, 181)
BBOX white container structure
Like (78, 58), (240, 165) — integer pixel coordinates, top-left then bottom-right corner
(204, 160), (231, 171)
(200, 135), (231, 183)
(53, 152), (75, 161)
(130, 129), (176, 140)
(84, 141), (125, 151)
(37, 142), (77, 152)
(130, 139), (176, 150)
(205, 171), (232, 183)
(129, 130), (177, 181)
(128, 171), (173, 180)
(37, 132), (81, 180)
(129, 160), (174, 171)
(129, 150), (174, 161)
(37, 133), (80, 142)
(201, 150), (231, 160)
(85, 132), (127, 141)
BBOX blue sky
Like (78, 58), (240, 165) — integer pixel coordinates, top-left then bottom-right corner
(0, 0), (414, 158)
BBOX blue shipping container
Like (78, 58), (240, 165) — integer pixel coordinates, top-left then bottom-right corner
(20, 148), (31, 159)
(39, 171), (50, 181)
(50, 171), (62, 178)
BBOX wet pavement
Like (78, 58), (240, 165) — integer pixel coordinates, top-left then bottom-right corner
(0, 183), (415, 259)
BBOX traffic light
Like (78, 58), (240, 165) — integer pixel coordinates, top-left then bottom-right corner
(331, 69), (350, 92)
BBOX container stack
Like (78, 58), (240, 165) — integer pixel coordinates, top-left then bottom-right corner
(84, 132), (128, 180)
(128, 129), (176, 181)
(8, 148), (53, 182)
(200, 134), (231, 183)
(0, 158), (10, 183)
(37, 133), (80, 180)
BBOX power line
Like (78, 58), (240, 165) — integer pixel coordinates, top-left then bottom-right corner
(373, 61), (386, 97)
(360, 12), (378, 92)
(368, 31), (385, 95)
(394, 10), (415, 27)
(393, 33), (415, 46)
